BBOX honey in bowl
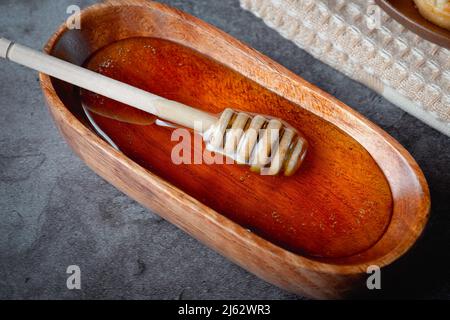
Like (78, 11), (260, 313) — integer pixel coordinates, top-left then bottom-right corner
(80, 37), (393, 259)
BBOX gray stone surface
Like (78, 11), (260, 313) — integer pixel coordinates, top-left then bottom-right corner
(0, 0), (449, 300)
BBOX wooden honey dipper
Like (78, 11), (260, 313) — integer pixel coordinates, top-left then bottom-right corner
(0, 38), (308, 176)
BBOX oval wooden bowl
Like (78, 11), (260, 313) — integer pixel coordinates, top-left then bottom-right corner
(39, 0), (430, 299)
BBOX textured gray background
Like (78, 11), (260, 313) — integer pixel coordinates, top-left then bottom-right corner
(0, 0), (449, 300)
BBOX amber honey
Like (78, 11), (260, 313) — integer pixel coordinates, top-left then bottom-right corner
(79, 37), (393, 259)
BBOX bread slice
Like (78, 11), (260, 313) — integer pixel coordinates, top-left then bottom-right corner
(413, 0), (450, 30)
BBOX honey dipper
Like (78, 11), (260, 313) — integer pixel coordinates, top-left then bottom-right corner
(0, 38), (308, 176)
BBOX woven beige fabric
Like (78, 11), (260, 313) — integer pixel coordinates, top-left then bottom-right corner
(240, 0), (450, 136)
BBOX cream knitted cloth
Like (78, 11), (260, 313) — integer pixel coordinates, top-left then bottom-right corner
(240, 0), (450, 136)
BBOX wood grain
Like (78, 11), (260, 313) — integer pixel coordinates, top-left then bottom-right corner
(39, 0), (430, 298)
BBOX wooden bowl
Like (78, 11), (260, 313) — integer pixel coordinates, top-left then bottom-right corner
(39, 0), (430, 299)
(376, 0), (450, 49)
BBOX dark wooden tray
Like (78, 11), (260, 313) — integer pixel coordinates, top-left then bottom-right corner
(376, 0), (450, 49)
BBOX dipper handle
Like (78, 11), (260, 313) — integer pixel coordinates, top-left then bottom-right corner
(0, 38), (217, 131)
